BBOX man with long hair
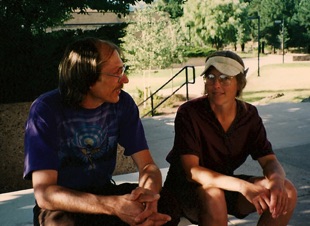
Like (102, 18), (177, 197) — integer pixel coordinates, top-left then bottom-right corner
(24, 37), (172, 226)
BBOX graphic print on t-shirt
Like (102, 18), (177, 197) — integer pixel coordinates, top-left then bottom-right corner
(58, 117), (118, 175)
(73, 125), (109, 170)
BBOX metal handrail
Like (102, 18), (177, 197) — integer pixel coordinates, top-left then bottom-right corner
(138, 66), (196, 118)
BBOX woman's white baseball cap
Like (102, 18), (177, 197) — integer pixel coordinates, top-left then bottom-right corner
(200, 51), (248, 76)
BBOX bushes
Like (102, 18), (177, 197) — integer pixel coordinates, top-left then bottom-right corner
(183, 46), (216, 58)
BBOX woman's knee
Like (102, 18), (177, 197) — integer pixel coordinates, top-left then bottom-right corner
(197, 187), (228, 223)
(198, 187), (225, 199)
(285, 179), (298, 209)
(197, 187), (227, 211)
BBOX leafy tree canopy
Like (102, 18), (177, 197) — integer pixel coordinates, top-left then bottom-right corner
(0, 0), (154, 34)
(249, 0), (309, 48)
(121, 3), (183, 71)
(182, 0), (249, 49)
(156, 0), (186, 19)
(297, 0), (310, 30)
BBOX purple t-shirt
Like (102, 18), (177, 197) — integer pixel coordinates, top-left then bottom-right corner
(166, 95), (274, 176)
(24, 89), (148, 192)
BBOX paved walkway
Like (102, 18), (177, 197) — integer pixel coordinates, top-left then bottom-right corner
(0, 55), (309, 225)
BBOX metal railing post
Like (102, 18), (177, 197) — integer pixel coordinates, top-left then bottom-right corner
(138, 66), (196, 118)
(150, 94), (154, 117)
(185, 67), (189, 101)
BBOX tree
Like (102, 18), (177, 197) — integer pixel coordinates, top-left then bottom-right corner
(181, 0), (249, 50)
(297, 0), (310, 30)
(121, 4), (183, 72)
(0, 0), (154, 34)
(248, 0), (309, 52)
(0, 0), (155, 103)
(121, 3), (185, 105)
(156, 0), (186, 19)
(296, 0), (310, 52)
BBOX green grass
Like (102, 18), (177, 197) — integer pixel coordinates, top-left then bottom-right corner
(243, 62), (310, 104)
(242, 89), (310, 104)
(124, 67), (197, 97)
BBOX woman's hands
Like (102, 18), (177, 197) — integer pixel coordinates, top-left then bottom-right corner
(267, 178), (288, 218)
(241, 181), (271, 215)
(241, 178), (288, 218)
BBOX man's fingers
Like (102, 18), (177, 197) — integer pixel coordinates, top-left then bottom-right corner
(147, 213), (171, 222)
(135, 209), (153, 223)
(135, 211), (171, 226)
(140, 193), (160, 203)
(130, 187), (160, 202)
(137, 219), (170, 226)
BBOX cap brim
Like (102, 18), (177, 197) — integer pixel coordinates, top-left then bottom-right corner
(200, 56), (244, 76)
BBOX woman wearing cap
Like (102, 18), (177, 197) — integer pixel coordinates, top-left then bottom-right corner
(163, 51), (297, 225)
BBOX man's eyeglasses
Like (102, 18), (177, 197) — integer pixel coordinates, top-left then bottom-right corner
(203, 73), (234, 86)
(100, 65), (127, 83)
